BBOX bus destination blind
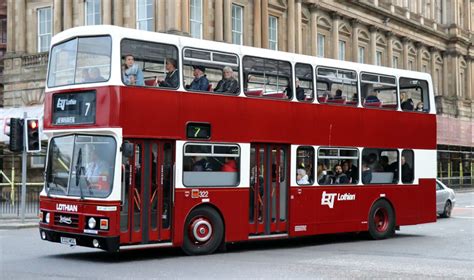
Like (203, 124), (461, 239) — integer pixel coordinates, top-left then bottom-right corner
(53, 91), (96, 125)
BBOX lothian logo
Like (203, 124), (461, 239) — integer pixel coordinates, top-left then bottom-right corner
(59, 215), (72, 225)
(56, 204), (78, 212)
(321, 191), (356, 208)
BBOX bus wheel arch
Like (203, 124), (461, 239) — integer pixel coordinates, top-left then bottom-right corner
(182, 203), (225, 256)
(368, 198), (396, 240)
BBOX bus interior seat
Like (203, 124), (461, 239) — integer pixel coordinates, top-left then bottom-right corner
(327, 98), (346, 104)
(207, 84), (213, 91)
(364, 101), (382, 107)
(382, 104), (398, 109)
(346, 100), (357, 106)
(245, 89), (263, 96)
(265, 92), (286, 99)
(317, 95), (328, 103)
(144, 79), (157, 86)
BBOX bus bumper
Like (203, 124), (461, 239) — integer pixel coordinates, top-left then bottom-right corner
(39, 228), (120, 252)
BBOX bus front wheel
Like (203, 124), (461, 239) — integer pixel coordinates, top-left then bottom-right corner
(182, 206), (224, 256)
(368, 199), (395, 240)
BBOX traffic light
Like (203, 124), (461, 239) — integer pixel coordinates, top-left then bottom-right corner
(26, 118), (41, 153)
(5, 118), (24, 152)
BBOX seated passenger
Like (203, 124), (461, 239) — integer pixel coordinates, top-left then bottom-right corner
(88, 67), (104, 82)
(295, 79), (306, 101)
(186, 65), (209, 91)
(122, 54), (144, 86)
(156, 58), (179, 88)
(329, 89), (343, 100)
(81, 68), (91, 83)
(365, 91), (380, 103)
(214, 66), (239, 93)
(400, 92), (414, 111)
(332, 164), (349, 184)
(192, 156), (212, 171)
(415, 101), (424, 112)
(296, 168), (310, 185)
(361, 160), (372, 184)
(221, 157), (238, 172)
(401, 156), (414, 183)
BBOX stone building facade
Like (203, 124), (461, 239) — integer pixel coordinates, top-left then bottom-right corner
(2, 0), (473, 185)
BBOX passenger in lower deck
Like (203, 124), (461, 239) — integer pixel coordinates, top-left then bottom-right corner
(214, 66), (239, 93)
(332, 164), (350, 184)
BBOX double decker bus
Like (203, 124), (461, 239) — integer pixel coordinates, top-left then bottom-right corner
(39, 25), (436, 255)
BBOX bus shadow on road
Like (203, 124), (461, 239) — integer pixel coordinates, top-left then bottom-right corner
(46, 232), (426, 262)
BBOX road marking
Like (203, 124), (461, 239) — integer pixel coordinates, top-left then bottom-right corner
(464, 205), (474, 208)
(453, 216), (474, 219)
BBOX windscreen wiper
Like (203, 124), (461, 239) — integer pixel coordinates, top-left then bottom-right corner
(75, 148), (85, 200)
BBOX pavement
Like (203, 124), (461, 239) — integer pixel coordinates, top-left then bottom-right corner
(0, 217), (39, 229)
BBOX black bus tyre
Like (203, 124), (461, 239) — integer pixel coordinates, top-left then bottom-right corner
(182, 207), (224, 256)
(368, 199), (395, 240)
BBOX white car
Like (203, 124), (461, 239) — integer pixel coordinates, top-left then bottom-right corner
(436, 179), (456, 218)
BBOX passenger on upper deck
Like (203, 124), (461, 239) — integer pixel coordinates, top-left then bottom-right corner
(88, 67), (104, 82)
(329, 89), (343, 100)
(214, 66), (239, 93)
(122, 54), (144, 86)
(81, 68), (91, 83)
(400, 91), (414, 111)
(186, 65), (209, 91)
(156, 58), (179, 88)
(365, 91), (381, 103)
(295, 79), (306, 101)
(415, 101), (424, 112)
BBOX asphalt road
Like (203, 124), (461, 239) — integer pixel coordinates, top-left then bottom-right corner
(1, 191), (473, 279)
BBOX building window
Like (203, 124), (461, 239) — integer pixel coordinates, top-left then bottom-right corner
(317, 33), (325, 57)
(0, 17), (6, 44)
(436, 68), (442, 95)
(85, 0), (102, 25)
(232, 4), (243, 45)
(38, 7), (52, 53)
(136, 0), (154, 31)
(376, 51), (382, 66)
(393, 56), (399, 68)
(190, 0), (203, 39)
(408, 61), (413, 70)
(358, 46), (365, 63)
(422, 65), (427, 73)
(338, 40), (345, 61)
(268, 16), (278, 50)
(435, 0), (443, 23)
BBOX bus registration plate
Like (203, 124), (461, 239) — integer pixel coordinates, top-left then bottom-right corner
(60, 237), (77, 246)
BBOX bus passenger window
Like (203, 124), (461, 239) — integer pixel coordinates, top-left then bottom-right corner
(183, 48), (240, 94)
(121, 39), (179, 89)
(295, 63), (314, 102)
(243, 56), (292, 100)
(182, 143), (240, 187)
(361, 73), (397, 109)
(399, 78), (430, 113)
(316, 67), (358, 106)
(362, 149), (399, 184)
(296, 147), (314, 185)
(317, 148), (359, 185)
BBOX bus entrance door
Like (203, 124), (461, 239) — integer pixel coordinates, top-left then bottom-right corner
(249, 144), (288, 237)
(120, 140), (174, 245)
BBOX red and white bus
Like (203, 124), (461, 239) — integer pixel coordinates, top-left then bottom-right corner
(39, 26), (437, 255)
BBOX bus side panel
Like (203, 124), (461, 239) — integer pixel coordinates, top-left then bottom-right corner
(172, 188), (249, 246)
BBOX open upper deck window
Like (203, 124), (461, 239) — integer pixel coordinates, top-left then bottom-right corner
(182, 48), (240, 94)
(360, 73), (397, 110)
(47, 36), (111, 88)
(121, 39), (179, 88)
(243, 56), (292, 100)
(316, 67), (358, 106)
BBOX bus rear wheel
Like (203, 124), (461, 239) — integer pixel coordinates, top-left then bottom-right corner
(182, 207), (224, 256)
(368, 199), (395, 240)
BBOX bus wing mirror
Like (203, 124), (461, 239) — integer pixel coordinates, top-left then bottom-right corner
(121, 142), (134, 158)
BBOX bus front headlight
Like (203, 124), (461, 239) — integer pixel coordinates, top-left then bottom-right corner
(88, 217), (97, 229)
